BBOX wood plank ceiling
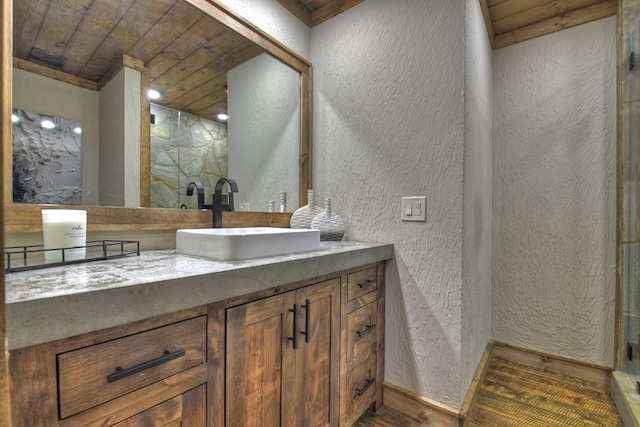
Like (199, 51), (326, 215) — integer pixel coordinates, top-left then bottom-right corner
(480, 0), (617, 49)
(13, 0), (263, 122)
(279, 0), (617, 50)
(277, 0), (367, 27)
(14, 0), (618, 122)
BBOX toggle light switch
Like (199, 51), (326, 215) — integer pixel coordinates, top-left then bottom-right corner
(401, 196), (426, 222)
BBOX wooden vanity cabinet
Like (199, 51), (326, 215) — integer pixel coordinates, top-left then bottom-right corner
(217, 261), (386, 427)
(9, 261), (386, 427)
(341, 264), (385, 426)
(9, 307), (208, 427)
(225, 277), (341, 427)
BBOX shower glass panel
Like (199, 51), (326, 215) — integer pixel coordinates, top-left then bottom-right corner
(621, 1), (640, 381)
(149, 104), (227, 209)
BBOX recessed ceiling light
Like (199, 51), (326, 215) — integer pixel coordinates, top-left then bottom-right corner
(41, 119), (56, 129)
(217, 112), (228, 121)
(147, 89), (161, 100)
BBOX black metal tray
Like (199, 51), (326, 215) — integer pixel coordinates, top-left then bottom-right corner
(5, 240), (140, 273)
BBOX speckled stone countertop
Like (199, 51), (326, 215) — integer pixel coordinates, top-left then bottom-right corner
(6, 241), (393, 350)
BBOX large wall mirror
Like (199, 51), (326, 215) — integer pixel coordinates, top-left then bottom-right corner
(4, 0), (311, 231)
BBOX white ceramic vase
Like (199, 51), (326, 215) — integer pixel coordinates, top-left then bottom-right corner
(290, 189), (323, 229)
(311, 198), (345, 241)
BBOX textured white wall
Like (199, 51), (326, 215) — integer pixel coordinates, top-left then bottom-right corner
(221, 0), (616, 408)
(461, 0), (493, 399)
(492, 17), (617, 366)
(216, 0), (310, 57)
(311, 0), (468, 407)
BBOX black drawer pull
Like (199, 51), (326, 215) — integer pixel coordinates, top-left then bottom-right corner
(301, 299), (311, 343)
(288, 303), (299, 349)
(356, 324), (376, 339)
(357, 279), (376, 290)
(356, 377), (375, 397)
(107, 349), (186, 383)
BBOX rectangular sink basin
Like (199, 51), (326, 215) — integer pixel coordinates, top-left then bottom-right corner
(176, 227), (321, 261)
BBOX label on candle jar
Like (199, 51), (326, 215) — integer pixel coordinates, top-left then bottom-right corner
(41, 210), (87, 262)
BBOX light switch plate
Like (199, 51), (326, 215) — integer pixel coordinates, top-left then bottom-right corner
(401, 196), (426, 222)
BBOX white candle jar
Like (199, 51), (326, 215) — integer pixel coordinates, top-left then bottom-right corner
(41, 209), (87, 262)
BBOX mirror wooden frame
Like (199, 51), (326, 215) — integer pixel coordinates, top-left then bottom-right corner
(0, 0), (9, 423)
(3, 0), (312, 232)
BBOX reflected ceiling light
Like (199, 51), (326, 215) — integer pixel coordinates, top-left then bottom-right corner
(11, 114), (19, 123)
(74, 127), (82, 134)
(217, 112), (228, 121)
(41, 119), (56, 129)
(147, 89), (161, 100)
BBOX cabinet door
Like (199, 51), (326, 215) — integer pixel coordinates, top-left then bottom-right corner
(226, 278), (340, 427)
(226, 292), (296, 427)
(287, 278), (340, 427)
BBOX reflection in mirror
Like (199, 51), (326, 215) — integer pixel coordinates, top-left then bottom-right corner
(150, 103), (228, 209)
(11, 0), (306, 212)
(12, 108), (83, 204)
(150, 51), (300, 212)
(228, 54), (300, 212)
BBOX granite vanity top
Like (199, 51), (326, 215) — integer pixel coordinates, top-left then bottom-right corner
(6, 241), (393, 350)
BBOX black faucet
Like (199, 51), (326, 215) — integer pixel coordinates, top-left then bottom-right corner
(186, 181), (207, 209)
(213, 177), (238, 228)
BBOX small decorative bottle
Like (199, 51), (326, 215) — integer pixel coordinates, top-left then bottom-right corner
(290, 189), (323, 229)
(311, 198), (345, 241)
(268, 201), (274, 212)
(280, 191), (287, 213)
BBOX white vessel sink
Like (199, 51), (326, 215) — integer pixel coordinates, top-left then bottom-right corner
(176, 227), (321, 261)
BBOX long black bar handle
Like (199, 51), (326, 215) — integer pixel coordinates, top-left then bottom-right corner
(358, 279), (376, 290)
(301, 299), (311, 343)
(288, 303), (299, 349)
(356, 324), (376, 339)
(107, 349), (186, 383)
(356, 377), (375, 397)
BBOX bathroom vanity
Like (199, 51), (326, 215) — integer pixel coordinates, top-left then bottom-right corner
(6, 242), (392, 426)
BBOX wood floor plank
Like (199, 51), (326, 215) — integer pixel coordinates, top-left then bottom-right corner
(356, 357), (623, 426)
(353, 406), (430, 426)
(468, 357), (623, 426)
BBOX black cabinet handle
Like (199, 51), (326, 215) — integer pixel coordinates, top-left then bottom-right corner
(356, 324), (376, 339)
(107, 349), (186, 383)
(288, 303), (299, 349)
(358, 279), (376, 290)
(301, 299), (311, 343)
(356, 377), (375, 397)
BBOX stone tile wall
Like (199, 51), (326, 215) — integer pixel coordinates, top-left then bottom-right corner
(150, 104), (227, 209)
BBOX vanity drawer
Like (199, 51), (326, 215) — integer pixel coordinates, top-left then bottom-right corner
(346, 345), (377, 423)
(347, 266), (378, 301)
(347, 301), (377, 363)
(58, 316), (207, 418)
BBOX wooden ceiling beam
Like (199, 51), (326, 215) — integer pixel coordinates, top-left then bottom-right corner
(494, 0), (616, 49)
(309, 0), (365, 27)
(277, 0), (313, 26)
(491, 0), (604, 35)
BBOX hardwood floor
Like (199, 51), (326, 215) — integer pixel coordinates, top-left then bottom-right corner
(468, 357), (623, 426)
(354, 406), (430, 426)
(356, 357), (624, 426)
